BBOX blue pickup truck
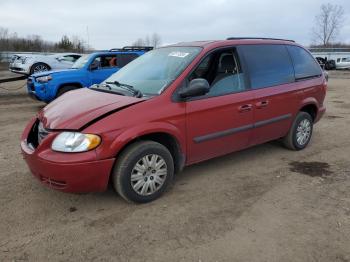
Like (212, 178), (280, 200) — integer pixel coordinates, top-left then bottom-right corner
(26, 46), (152, 103)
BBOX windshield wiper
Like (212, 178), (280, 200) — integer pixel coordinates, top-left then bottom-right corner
(106, 81), (143, 98)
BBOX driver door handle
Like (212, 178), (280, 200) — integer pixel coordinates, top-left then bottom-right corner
(256, 100), (269, 109)
(238, 104), (253, 113)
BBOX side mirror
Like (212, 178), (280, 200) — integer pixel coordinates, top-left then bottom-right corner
(56, 57), (64, 62)
(178, 78), (210, 99)
(90, 61), (99, 70)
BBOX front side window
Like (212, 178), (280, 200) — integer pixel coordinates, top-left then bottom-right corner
(239, 44), (294, 89)
(189, 48), (246, 97)
(104, 47), (201, 95)
(287, 45), (322, 80)
(91, 55), (118, 68)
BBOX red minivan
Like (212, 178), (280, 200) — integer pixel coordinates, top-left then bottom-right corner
(21, 38), (326, 203)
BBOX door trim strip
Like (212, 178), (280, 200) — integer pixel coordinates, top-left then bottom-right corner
(193, 113), (292, 143)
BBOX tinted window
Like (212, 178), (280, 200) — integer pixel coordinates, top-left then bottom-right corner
(118, 54), (139, 67)
(91, 55), (118, 68)
(287, 45), (322, 80)
(240, 44), (294, 89)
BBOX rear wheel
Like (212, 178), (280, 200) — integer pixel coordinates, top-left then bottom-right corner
(56, 85), (80, 97)
(112, 141), (174, 203)
(283, 112), (313, 150)
(30, 63), (50, 75)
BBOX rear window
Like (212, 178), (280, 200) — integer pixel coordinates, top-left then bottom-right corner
(239, 44), (294, 89)
(286, 45), (322, 80)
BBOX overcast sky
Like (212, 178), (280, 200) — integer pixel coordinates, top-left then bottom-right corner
(0, 0), (349, 49)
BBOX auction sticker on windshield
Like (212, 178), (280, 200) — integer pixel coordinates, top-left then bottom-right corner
(168, 52), (189, 58)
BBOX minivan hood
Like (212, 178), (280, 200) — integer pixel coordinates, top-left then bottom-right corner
(38, 88), (144, 130)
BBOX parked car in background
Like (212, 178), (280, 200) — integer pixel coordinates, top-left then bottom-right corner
(316, 57), (336, 70)
(26, 47), (152, 102)
(21, 38), (326, 203)
(335, 57), (350, 69)
(9, 53), (81, 75)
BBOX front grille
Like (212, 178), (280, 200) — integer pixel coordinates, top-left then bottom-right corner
(37, 122), (49, 144)
(40, 176), (67, 189)
(27, 78), (35, 91)
(27, 119), (50, 149)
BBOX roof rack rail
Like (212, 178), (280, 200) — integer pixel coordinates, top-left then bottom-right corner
(226, 37), (295, 42)
(109, 46), (154, 52)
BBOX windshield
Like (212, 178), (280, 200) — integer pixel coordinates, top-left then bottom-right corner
(72, 54), (91, 69)
(103, 47), (201, 95)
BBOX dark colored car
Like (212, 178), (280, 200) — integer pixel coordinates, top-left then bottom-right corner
(21, 38), (327, 203)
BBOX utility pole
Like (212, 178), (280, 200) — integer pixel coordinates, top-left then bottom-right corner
(86, 26), (90, 51)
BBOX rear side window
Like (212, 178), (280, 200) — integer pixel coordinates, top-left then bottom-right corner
(117, 54), (139, 67)
(287, 45), (322, 80)
(239, 45), (294, 89)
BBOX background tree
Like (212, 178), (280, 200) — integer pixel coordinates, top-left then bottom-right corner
(150, 33), (161, 48)
(0, 27), (87, 53)
(132, 33), (162, 48)
(56, 35), (74, 51)
(312, 3), (345, 47)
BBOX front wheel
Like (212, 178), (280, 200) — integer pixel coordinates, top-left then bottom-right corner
(112, 141), (174, 203)
(30, 63), (50, 75)
(283, 112), (313, 150)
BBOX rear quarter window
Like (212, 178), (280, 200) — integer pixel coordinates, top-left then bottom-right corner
(239, 44), (294, 89)
(286, 45), (322, 80)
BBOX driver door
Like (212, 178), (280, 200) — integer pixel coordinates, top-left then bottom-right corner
(88, 55), (118, 85)
(185, 49), (254, 164)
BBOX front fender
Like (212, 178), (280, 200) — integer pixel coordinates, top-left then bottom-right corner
(97, 121), (186, 160)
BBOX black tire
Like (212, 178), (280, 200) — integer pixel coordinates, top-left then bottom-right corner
(283, 112), (313, 150)
(56, 85), (80, 97)
(112, 141), (174, 203)
(30, 62), (50, 75)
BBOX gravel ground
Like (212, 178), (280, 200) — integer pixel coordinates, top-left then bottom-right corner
(0, 70), (349, 262)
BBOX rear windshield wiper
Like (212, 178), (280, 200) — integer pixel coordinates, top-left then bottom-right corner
(106, 81), (143, 98)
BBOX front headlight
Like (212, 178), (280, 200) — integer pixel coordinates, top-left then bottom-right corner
(36, 75), (52, 83)
(51, 132), (101, 153)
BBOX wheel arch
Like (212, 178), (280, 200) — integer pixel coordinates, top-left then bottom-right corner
(30, 62), (51, 74)
(110, 125), (186, 174)
(299, 103), (318, 122)
(56, 82), (83, 97)
(57, 82), (83, 90)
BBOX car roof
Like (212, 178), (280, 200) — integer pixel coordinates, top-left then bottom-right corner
(167, 38), (300, 50)
(88, 50), (146, 56)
